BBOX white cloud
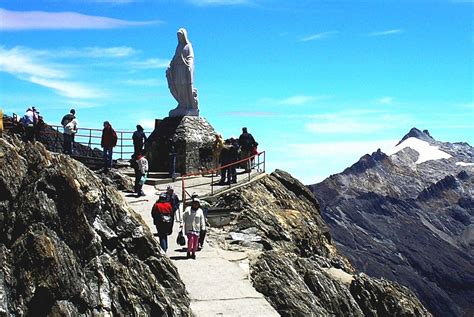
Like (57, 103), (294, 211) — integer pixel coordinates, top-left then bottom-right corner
(260, 95), (329, 106)
(304, 110), (411, 134)
(28, 76), (103, 99)
(0, 46), (103, 99)
(131, 58), (169, 69)
(287, 140), (397, 158)
(369, 29), (403, 36)
(0, 9), (161, 30)
(138, 119), (156, 130)
(221, 111), (278, 117)
(187, 0), (251, 6)
(377, 96), (394, 105)
(122, 79), (164, 87)
(0, 47), (65, 79)
(58, 46), (139, 58)
(305, 121), (385, 134)
(299, 31), (338, 42)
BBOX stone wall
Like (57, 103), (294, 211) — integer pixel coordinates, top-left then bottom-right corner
(146, 116), (216, 174)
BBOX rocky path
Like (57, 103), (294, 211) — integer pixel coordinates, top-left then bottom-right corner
(121, 177), (279, 317)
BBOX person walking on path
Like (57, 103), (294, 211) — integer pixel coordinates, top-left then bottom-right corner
(165, 186), (180, 220)
(132, 124), (147, 156)
(101, 121), (117, 171)
(182, 198), (206, 259)
(151, 193), (174, 252)
(238, 127), (256, 171)
(135, 151), (148, 197)
(61, 109), (78, 155)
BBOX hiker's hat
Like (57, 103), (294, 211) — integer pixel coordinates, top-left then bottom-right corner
(191, 198), (200, 204)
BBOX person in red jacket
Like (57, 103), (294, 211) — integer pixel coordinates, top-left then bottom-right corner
(101, 121), (117, 171)
(151, 193), (174, 252)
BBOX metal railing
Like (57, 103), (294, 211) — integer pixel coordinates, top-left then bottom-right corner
(180, 151), (266, 204)
(7, 113), (148, 160)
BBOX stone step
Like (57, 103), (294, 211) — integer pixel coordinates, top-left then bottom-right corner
(145, 177), (178, 186)
(122, 170), (181, 179)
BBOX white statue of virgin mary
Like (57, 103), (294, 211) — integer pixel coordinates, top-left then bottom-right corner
(166, 28), (199, 117)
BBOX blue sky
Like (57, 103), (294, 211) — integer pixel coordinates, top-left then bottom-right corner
(1, 0), (472, 184)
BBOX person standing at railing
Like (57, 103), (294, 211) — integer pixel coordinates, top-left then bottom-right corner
(212, 133), (224, 175)
(101, 121), (118, 171)
(61, 109), (78, 155)
(132, 124), (147, 156)
(20, 107), (37, 142)
(238, 127), (256, 172)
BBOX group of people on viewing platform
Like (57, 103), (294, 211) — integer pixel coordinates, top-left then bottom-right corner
(213, 127), (258, 185)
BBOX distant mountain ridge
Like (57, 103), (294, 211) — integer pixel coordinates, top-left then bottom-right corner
(309, 128), (474, 317)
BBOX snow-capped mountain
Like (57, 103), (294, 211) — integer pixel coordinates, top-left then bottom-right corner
(309, 128), (474, 317)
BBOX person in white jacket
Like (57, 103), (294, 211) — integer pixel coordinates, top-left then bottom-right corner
(62, 109), (78, 155)
(135, 151), (148, 197)
(182, 198), (206, 259)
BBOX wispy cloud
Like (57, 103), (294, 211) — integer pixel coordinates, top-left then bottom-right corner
(122, 79), (163, 87)
(221, 111), (278, 117)
(304, 110), (411, 134)
(299, 31), (338, 42)
(260, 95), (329, 106)
(377, 96), (394, 105)
(58, 46), (139, 58)
(0, 9), (161, 30)
(369, 29), (403, 37)
(0, 46), (103, 99)
(131, 58), (169, 69)
(187, 0), (252, 6)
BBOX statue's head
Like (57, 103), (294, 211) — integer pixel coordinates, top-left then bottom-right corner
(177, 28), (188, 44)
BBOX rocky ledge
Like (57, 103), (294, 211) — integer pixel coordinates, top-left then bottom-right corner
(208, 169), (431, 316)
(0, 136), (191, 316)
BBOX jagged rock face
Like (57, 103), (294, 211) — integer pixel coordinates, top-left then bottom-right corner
(0, 136), (191, 316)
(211, 169), (430, 316)
(310, 128), (474, 317)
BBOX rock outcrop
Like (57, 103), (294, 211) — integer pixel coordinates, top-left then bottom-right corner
(0, 136), (191, 316)
(310, 128), (474, 317)
(208, 169), (431, 316)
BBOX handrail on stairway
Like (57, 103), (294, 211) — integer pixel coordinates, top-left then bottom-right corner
(180, 151), (266, 206)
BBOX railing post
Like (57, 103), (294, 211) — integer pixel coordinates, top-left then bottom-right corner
(211, 172), (214, 195)
(120, 132), (123, 160)
(263, 151), (266, 173)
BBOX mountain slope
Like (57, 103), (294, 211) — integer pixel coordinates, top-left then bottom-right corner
(309, 128), (474, 317)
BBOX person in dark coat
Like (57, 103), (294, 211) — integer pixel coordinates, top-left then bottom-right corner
(151, 193), (174, 252)
(132, 124), (147, 156)
(218, 138), (239, 184)
(101, 121), (117, 170)
(238, 127), (256, 171)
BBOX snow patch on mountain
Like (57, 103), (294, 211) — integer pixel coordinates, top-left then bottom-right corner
(387, 137), (452, 164)
(456, 162), (474, 167)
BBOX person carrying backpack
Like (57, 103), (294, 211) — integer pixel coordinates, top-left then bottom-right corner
(151, 193), (174, 252)
(101, 121), (117, 171)
(61, 109), (78, 155)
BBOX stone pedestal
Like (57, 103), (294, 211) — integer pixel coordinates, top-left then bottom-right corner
(169, 107), (199, 118)
(146, 116), (216, 175)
